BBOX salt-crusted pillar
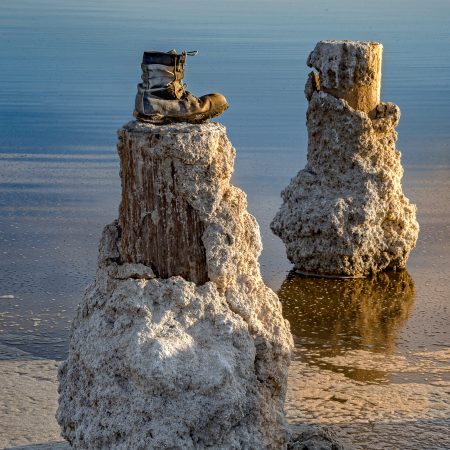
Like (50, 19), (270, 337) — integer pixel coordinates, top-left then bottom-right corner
(271, 41), (419, 277)
(57, 121), (294, 449)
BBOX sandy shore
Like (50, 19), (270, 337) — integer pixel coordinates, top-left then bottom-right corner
(287, 355), (450, 450)
(0, 345), (68, 450)
(2, 342), (449, 450)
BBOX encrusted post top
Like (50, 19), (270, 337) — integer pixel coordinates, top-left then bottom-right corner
(117, 120), (235, 167)
(307, 40), (383, 115)
(119, 120), (227, 135)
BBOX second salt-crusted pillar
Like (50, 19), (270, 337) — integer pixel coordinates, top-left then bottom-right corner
(271, 40), (419, 277)
(57, 121), (293, 449)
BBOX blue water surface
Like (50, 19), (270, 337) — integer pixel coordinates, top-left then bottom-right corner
(0, 0), (449, 361)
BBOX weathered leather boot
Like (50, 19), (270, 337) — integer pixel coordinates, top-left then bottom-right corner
(134, 50), (229, 123)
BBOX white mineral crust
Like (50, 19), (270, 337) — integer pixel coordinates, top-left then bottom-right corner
(57, 122), (294, 449)
(271, 42), (419, 277)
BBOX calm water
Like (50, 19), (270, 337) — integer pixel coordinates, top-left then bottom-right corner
(0, 0), (449, 446)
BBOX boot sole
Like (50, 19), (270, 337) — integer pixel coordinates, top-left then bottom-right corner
(133, 104), (229, 124)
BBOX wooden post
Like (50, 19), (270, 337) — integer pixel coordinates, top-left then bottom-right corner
(116, 122), (223, 285)
(307, 40), (383, 115)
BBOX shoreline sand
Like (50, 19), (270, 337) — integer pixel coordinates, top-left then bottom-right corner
(2, 343), (449, 450)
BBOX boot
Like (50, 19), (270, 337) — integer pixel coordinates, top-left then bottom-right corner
(134, 50), (229, 123)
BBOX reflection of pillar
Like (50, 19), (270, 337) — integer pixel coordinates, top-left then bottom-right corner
(307, 40), (382, 115)
(278, 270), (415, 354)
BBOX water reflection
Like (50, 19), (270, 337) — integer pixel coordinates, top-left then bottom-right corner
(279, 270), (416, 381)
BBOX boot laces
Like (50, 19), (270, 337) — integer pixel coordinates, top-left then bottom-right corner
(174, 50), (197, 96)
